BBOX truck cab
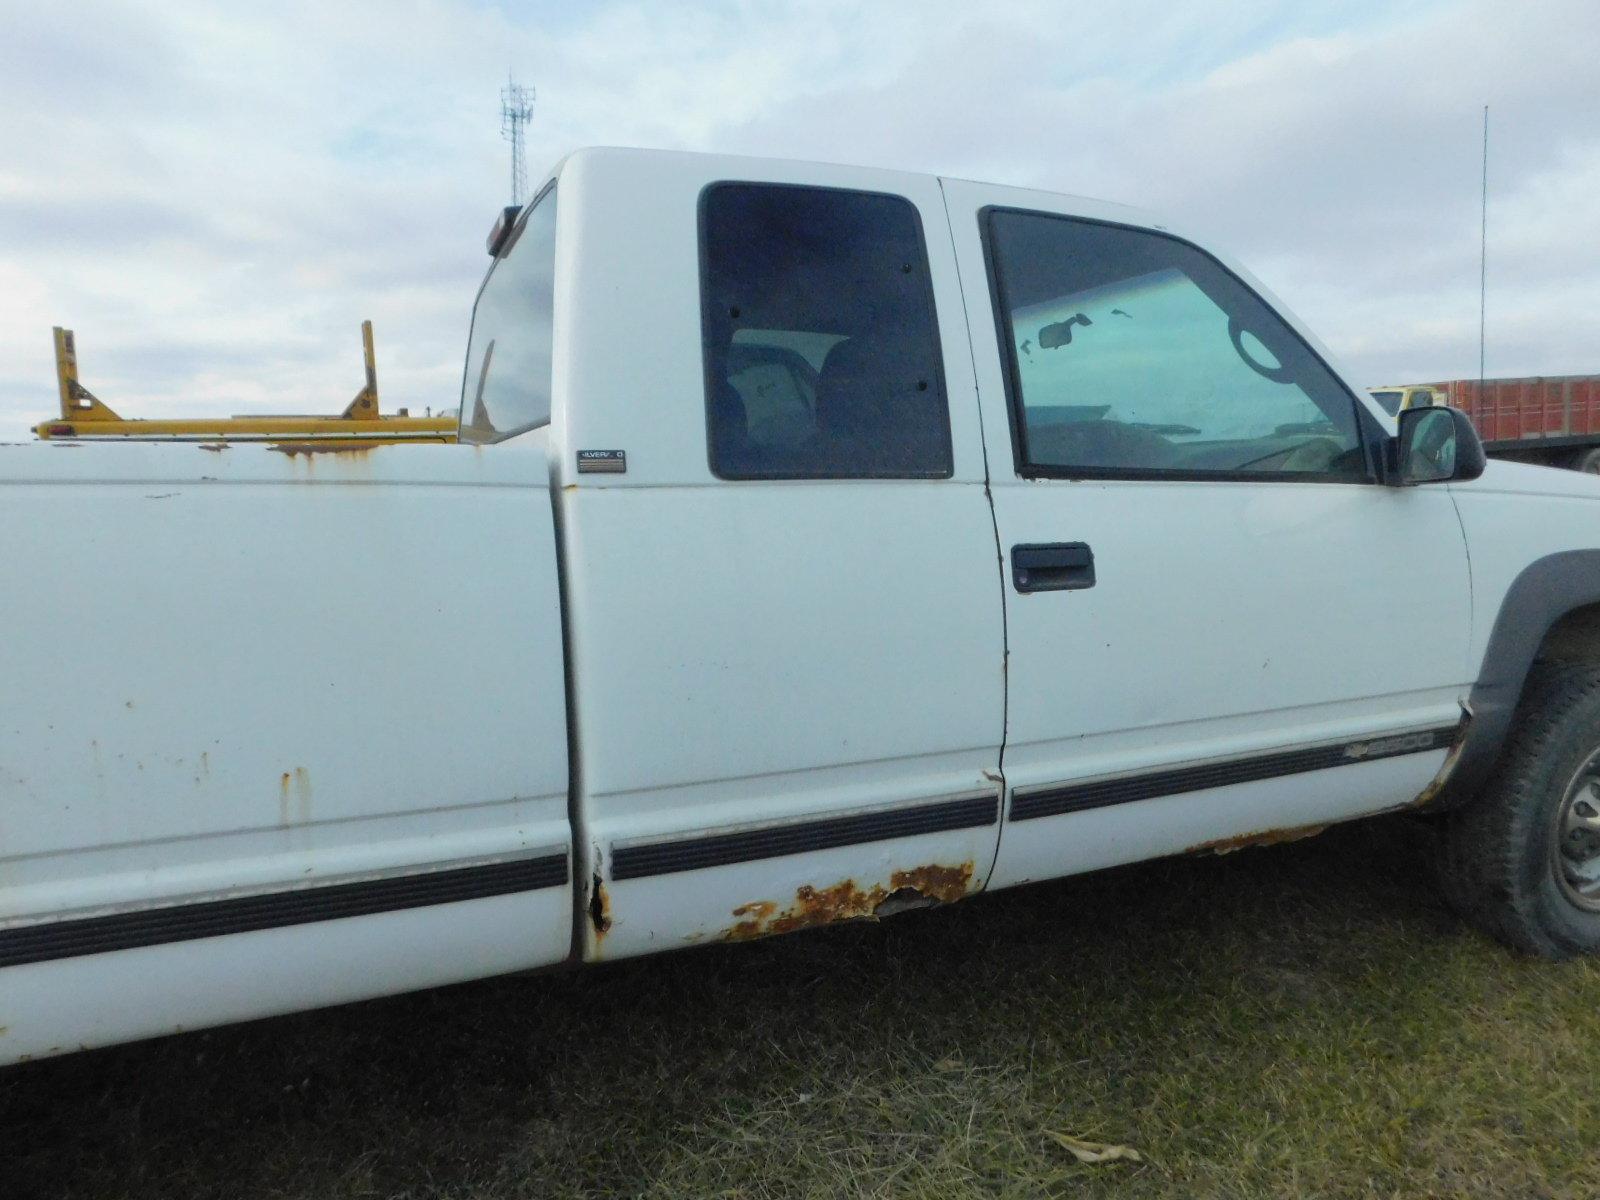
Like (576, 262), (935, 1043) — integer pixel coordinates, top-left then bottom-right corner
(6, 148), (1600, 1066)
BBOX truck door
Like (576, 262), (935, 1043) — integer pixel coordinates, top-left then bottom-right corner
(939, 179), (1474, 888)
(558, 157), (1005, 957)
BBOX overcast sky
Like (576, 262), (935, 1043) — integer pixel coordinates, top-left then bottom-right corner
(1, 0), (1595, 438)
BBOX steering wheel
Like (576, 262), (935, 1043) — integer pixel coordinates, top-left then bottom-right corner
(1228, 317), (1296, 384)
(1279, 436), (1343, 472)
(1034, 419), (1175, 469)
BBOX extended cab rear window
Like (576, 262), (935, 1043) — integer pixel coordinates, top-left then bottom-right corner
(699, 182), (952, 480)
(459, 186), (557, 444)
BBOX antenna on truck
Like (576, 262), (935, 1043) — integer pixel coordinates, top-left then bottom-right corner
(501, 74), (536, 206)
(1479, 104), (1489, 393)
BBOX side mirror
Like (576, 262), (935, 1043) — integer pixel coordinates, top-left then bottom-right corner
(1393, 405), (1486, 485)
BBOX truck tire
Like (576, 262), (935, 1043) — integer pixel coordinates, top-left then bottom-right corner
(1575, 447), (1600, 474)
(1438, 662), (1600, 957)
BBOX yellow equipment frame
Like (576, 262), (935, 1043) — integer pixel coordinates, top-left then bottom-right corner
(35, 323), (457, 444)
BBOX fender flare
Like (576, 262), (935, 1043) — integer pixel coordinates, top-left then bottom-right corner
(1426, 550), (1600, 811)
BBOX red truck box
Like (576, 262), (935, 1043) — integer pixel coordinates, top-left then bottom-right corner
(1426, 376), (1600, 470)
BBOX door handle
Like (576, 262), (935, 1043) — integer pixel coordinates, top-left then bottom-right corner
(1012, 542), (1095, 593)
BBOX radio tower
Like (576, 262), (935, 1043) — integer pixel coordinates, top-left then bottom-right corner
(501, 74), (536, 206)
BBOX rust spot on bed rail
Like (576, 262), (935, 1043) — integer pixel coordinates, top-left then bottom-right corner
(722, 862), (975, 942)
(1185, 823), (1329, 856)
(269, 441), (379, 458)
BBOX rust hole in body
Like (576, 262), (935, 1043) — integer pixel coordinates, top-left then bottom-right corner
(722, 862), (975, 942)
(1185, 823), (1329, 856)
(1411, 714), (1470, 809)
(890, 863), (973, 903)
(589, 875), (612, 939)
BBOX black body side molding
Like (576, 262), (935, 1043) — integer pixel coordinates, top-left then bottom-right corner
(610, 793), (999, 881)
(0, 853), (569, 969)
(1012, 725), (1460, 822)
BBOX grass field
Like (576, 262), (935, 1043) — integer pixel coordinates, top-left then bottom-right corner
(6, 817), (1600, 1199)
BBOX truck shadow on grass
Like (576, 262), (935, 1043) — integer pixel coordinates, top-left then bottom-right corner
(8, 818), (1600, 1200)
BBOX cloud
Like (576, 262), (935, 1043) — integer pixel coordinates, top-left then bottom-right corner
(0, 0), (1595, 437)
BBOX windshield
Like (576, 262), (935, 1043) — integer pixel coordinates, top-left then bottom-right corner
(1371, 390), (1403, 416)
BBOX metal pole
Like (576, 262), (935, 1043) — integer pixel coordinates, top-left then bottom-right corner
(1480, 104), (1488, 392)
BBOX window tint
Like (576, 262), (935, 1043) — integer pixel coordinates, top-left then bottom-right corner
(701, 183), (952, 479)
(986, 210), (1366, 481)
(459, 187), (557, 444)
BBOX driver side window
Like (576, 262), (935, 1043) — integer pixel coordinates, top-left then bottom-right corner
(986, 209), (1367, 481)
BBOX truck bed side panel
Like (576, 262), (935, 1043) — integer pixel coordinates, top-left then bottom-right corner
(0, 440), (571, 1063)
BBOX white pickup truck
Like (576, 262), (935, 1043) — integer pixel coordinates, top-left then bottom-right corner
(7, 148), (1600, 1067)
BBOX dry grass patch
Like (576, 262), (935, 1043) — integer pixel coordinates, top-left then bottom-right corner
(6, 818), (1600, 1199)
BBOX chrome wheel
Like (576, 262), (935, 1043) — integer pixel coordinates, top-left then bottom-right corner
(1554, 754), (1600, 911)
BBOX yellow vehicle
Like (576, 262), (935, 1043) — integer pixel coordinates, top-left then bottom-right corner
(34, 322), (457, 445)
(1369, 384), (1444, 416)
